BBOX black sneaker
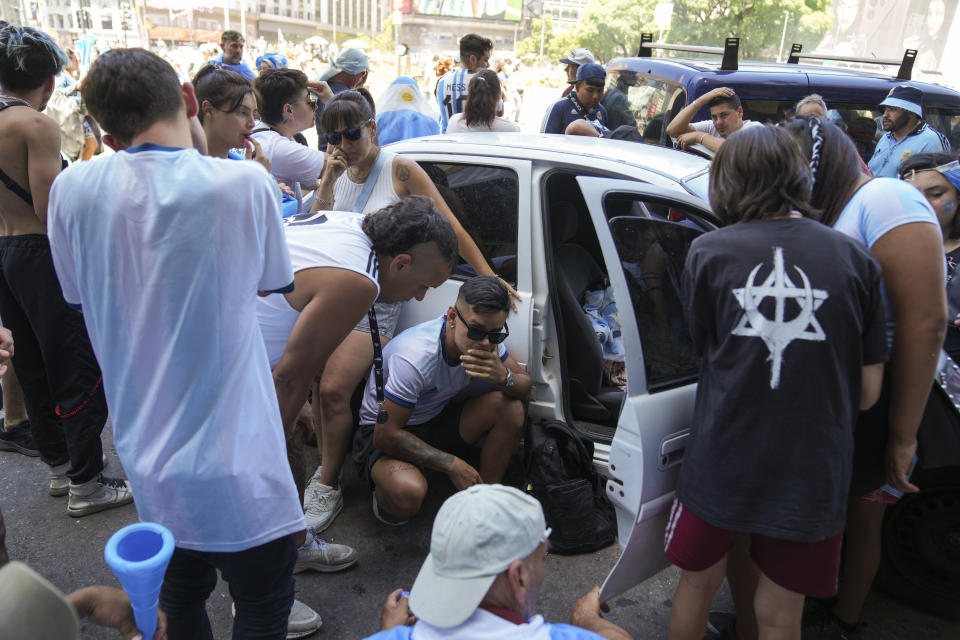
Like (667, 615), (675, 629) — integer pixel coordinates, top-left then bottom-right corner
(0, 420), (38, 457)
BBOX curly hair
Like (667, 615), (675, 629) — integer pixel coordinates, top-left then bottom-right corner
(362, 195), (458, 265)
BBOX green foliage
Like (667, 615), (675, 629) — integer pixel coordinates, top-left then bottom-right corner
(516, 15), (579, 62)
(374, 15), (394, 53)
(576, 0), (659, 62)
(667, 0), (833, 60)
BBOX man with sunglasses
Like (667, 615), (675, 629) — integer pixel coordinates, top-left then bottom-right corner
(355, 276), (531, 525)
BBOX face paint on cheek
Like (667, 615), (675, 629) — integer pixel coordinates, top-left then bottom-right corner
(944, 200), (957, 217)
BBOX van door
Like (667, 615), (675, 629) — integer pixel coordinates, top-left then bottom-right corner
(573, 176), (716, 601)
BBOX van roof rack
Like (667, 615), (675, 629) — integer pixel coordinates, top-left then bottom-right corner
(786, 43), (916, 80)
(637, 32), (739, 71)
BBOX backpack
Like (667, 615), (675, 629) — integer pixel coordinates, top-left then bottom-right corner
(523, 419), (616, 554)
(43, 91), (85, 162)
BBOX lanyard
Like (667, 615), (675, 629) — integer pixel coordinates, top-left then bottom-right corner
(368, 306), (389, 424)
(568, 91), (597, 121)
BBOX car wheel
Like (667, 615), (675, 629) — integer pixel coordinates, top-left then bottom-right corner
(877, 470), (960, 620)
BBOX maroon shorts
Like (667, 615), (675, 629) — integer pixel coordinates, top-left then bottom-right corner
(663, 500), (842, 598)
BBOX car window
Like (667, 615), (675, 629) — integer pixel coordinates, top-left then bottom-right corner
(417, 162), (520, 285)
(606, 207), (704, 390)
(607, 72), (685, 147)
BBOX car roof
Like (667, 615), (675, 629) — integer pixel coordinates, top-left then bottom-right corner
(387, 132), (710, 182)
(608, 56), (960, 106)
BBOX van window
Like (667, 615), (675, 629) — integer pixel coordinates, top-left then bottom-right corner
(417, 162), (520, 285)
(606, 72), (686, 147)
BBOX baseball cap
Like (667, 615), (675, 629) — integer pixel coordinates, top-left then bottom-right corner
(879, 84), (923, 118)
(575, 62), (606, 83)
(0, 561), (80, 640)
(319, 47), (369, 81)
(408, 485), (551, 628)
(560, 48), (595, 67)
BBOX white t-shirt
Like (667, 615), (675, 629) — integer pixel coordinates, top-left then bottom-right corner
(252, 125), (325, 212)
(691, 118), (763, 138)
(358, 316), (508, 426)
(333, 150), (401, 213)
(47, 143), (304, 552)
(257, 211), (381, 367)
(446, 113), (521, 133)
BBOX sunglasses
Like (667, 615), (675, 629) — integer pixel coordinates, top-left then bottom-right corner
(455, 306), (509, 344)
(304, 92), (320, 108)
(323, 119), (372, 146)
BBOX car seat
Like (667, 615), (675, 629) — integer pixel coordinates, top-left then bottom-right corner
(551, 201), (625, 424)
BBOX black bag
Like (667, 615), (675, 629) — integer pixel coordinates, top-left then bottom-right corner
(523, 419), (616, 555)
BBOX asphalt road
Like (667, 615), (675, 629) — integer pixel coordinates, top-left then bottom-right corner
(1, 419), (956, 640)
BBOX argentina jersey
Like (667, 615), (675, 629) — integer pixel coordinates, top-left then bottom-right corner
(436, 68), (476, 133)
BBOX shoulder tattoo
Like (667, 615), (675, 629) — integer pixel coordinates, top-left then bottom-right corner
(395, 162), (411, 182)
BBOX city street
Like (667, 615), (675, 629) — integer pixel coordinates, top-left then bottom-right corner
(1, 420), (955, 639)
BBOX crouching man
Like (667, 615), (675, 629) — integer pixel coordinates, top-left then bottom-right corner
(356, 276), (531, 524)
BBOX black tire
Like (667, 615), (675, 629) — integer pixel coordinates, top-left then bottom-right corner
(877, 467), (960, 620)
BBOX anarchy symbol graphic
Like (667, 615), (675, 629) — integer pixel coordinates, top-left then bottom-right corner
(731, 246), (829, 389)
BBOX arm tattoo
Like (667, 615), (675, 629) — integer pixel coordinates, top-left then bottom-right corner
(387, 429), (454, 472)
(395, 162), (411, 182)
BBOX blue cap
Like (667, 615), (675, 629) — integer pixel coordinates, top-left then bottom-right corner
(879, 84), (923, 118)
(256, 53), (288, 70)
(320, 47), (369, 81)
(575, 62), (605, 83)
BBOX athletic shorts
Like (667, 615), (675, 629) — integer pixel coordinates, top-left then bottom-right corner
(353, 300), (402, 338)
(663, 500), (843, 598)
(353, 400), (472, 487)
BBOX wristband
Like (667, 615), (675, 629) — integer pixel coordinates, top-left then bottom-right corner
(699, 134), (705, 144)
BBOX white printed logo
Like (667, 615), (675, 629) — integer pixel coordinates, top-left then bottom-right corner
(731, 246), (828, 389)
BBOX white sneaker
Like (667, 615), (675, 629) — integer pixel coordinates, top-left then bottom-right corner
(303, 474), (343, 532)
(231, 599), (321, 639)
(294, 527), (358, 574)
(49, 462), (69, 497)
(67, 475), (134, 517)
(286, 599), (322, 639)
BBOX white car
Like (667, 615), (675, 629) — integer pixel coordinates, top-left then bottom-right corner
(387, 132), (715, 601)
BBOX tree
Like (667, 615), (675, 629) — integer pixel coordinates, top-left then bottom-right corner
(576, 0), (659, 62)
(667, 0), (833, 60)
(374, 15), (394, 54)
(516, 15), (579, 63)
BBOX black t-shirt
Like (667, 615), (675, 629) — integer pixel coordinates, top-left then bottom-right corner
(677, 217), (887, 541)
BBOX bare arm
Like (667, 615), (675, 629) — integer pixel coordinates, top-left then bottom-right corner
(460, 350), (532, 401)
(665, 87), (732, 139)
(871, 222), (947, 492)
(66, 586), (168, 640)
(25, 115), (63, 224)
(272, 268), (378, 435)
(861, 363), (884, 411)
(373, 399), (482, 488)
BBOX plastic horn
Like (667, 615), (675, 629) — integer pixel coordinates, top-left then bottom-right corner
(104, 522), (175, 639)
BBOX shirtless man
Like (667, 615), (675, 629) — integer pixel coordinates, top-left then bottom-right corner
(0, 25), (131, 516)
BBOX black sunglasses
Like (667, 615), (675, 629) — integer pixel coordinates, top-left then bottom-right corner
(455, 306), (509, 344)
(323, 119), (372, 146)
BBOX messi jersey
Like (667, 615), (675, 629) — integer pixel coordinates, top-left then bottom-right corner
(436, 68), (476, 133)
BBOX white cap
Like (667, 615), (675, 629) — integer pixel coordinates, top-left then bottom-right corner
(0, 562), (80, 640)
(559, 48), (595, 66)
(408, 485), (551, 628)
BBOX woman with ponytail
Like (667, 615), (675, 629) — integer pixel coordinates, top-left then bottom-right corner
(446, 69), (520, 133)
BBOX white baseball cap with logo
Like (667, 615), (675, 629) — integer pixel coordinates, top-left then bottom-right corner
(408, 484), (551, 628)
(559, 48), (595, 67)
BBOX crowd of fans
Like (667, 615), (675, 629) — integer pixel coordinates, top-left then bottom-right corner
(0, 20), (957, 640)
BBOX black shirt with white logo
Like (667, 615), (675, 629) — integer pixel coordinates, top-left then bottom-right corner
(677, 217), (887, 541)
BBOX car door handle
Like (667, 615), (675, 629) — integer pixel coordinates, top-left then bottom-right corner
(659, 430), (689, 470)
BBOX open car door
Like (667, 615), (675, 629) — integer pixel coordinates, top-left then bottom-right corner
(573, 176), (717, 602)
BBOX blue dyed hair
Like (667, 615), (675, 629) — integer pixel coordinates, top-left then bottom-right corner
(0, 25), (67, 91)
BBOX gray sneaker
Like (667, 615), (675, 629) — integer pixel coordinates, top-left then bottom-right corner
(231, 599), (321, 640)
(303, 474), (343, 532)
(49, 463), (70, 497)
(294, 528), (358, 574)
(67, 475), (134, 517)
